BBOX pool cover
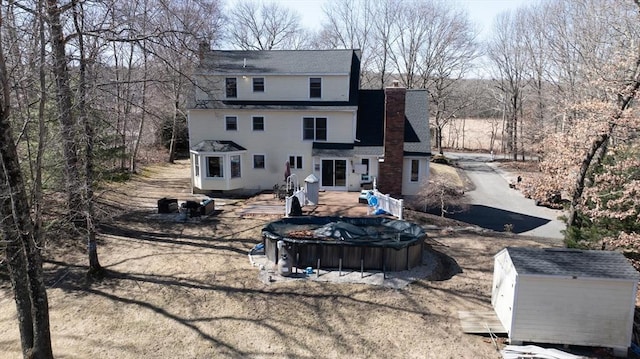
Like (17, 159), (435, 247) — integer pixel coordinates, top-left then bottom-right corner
(262, 216), (426, 249)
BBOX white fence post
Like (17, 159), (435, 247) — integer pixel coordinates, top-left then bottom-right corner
(372, 189), (403, 219)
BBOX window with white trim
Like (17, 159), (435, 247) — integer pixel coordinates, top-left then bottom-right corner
(207, 156), (223, 177)
(253, 78), (264, 92)
(309, 77), (321, 98)
(252, 116), (264, 131)
(288, 155), (303, 169)
(225, 78), (237, 98)
(194, 154), (200, 177)
(303, 117), (327, 141)
(410, 159), (419, 182)
(231, 155), (241, 178)
(226, 116), (237, 131)
(253, 154), (265, 169)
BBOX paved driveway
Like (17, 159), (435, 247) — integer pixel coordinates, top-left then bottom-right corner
(444, 152), (566, 239)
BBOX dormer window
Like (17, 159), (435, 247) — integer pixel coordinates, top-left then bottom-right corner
(253, 78), (264, 92)
(225, 78), (237, 98)
(309, 77), (321, 98)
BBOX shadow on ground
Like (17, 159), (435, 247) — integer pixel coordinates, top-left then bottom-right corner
(428, 204), (550, 234)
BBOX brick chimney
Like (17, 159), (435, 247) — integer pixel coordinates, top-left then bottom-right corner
(377, 80), (405, 197)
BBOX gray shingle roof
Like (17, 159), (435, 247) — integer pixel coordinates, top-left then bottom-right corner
(404, 90), (430, 155)
(355, 89), (431, 156)
(505, 247), (639, 281)
(200, 50), (358, 75)
(191, 140), (246, 152)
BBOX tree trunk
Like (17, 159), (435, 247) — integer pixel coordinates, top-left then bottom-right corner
(47, 0), (82, 222)
(130, 39), (149, 173)
(0, 9), (53, 355)
(168, 99), (179, 163)
(72, 0), (102, 276)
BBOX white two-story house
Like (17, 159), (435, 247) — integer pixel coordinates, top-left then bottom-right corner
(187, 47), (431, 197)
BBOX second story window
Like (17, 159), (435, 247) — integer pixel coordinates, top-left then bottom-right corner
(253, 78), (264, 92)
(226, 116), (237, 131)
(252, 116), (264, 131)
(303, 117), (327, 141)
(225, 78), (237, 98)
(309, 77), (321, 98)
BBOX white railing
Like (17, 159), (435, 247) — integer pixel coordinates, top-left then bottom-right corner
(285, 187), (306, 217)
(372, 189), (404, 219)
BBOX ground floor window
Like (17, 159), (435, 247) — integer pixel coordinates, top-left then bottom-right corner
(410, 159), (419, 182)
(253, 154), (265, 169)
(207, 156), (223, 177)
(289, 155), (303, 169)
(193, 154), (200, 176)
(231, 155), (241, 178)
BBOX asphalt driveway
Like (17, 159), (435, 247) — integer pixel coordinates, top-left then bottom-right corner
(442, 152), (566, 239)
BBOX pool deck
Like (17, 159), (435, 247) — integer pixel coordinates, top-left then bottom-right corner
(238, 190), (371, 218)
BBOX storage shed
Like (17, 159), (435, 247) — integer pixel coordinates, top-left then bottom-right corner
(492, 247), (639, 357)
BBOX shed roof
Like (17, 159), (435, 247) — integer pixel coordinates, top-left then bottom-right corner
(504, 247), (639, 281)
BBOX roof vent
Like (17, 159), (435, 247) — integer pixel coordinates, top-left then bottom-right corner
(392, 80), (399, 87)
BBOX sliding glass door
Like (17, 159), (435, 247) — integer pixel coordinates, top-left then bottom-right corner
(321, 159), (347, 189)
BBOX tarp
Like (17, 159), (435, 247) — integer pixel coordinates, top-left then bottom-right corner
(262, 216), (426, 249)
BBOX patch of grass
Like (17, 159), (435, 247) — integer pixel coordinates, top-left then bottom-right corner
(102, 170), (132, 183)
(430, 162), (464, 188)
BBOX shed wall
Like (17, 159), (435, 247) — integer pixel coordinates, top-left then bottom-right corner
(492, 250), (517, 334)
(512, 276), (635, 349)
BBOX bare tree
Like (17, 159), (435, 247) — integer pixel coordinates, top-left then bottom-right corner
(387, 1), (429, 88)
(226, 0), (303, 50)
(47, 0), (83, 220)
(71, 0), (102, 275)
(366, 0), (400, 88)
(487, 10), (529, 160)
(414, 173), (468, 217)
(0, 2), (53, 357)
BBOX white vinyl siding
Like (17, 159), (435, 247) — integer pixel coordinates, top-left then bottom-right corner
(492, 249), (637, 354)
(188, 108), (355, 191)
(202, 75), (350, 102)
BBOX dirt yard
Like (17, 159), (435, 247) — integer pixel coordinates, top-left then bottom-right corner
(0, 160), (573, 358)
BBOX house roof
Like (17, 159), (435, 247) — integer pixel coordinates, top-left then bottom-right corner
(356, 89), (431, 156)
(191, 140), (246, 153)
(197, 49), (361, 107)
(503, 247), (639, 281)
(311, 142), (355, 157)
(200, 49), (359, 75)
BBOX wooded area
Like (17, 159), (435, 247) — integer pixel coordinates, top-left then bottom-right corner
(0, 0), (639, 357)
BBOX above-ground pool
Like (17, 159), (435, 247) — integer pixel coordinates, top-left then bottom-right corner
(262, 216), (426, 272)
